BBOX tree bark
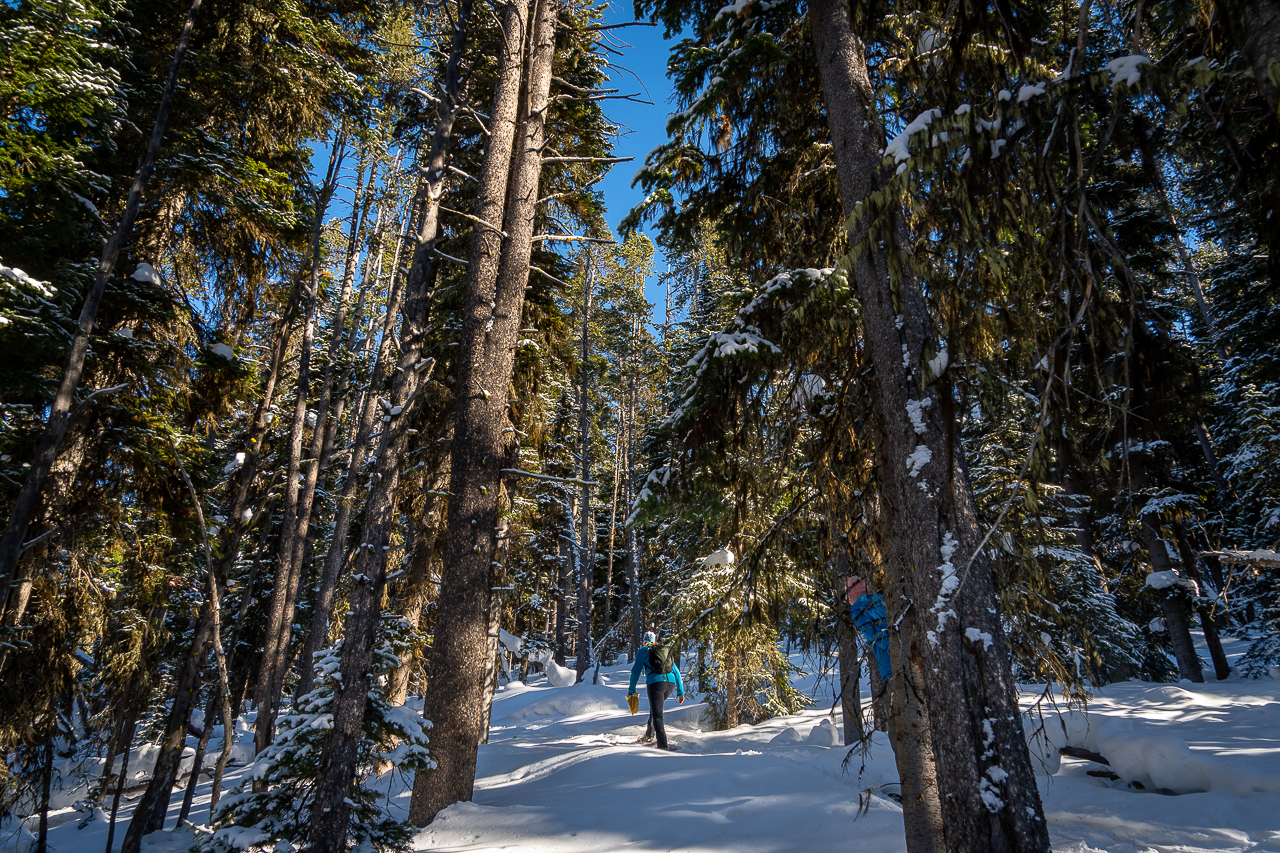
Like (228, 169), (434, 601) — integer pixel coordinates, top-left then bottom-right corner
(1129, 453), (1203, 682)
(626, 371), (642, 661)
(832, 610), (864, 745)
(0, 0), (204, 613)
(173, 441), (235, 827)
(387, 524), (439, 707)
(555, 537), (569, 665)
(807, 1), (1051, 851)
(1217, 0), (1280, 111)
(410, 0), (555, 824)
(291, 146), (378, 701)
(575, 253), (596, 680)
(295, 208), (413, 698)
(603, 410), (623, 645)
(1172, 521), (1231, 680)
(254, 137), (347, 756)
(304, 0), (482, 840)
(122, 606), (213, 853)
(104, 715), (137, 853)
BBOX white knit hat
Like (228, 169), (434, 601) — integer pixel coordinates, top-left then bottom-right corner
(643, 631), (656, 644)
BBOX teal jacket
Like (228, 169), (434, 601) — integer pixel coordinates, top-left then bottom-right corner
(628, 645), (685, 697)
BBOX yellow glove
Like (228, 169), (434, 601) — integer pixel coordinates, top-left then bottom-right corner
(627, 693), (639, 716)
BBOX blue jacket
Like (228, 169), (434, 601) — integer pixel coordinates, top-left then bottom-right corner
(850, 593), (892, 682)
(628, 644), (685, 697)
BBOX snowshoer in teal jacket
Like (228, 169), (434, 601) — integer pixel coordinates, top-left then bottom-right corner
(628, 631), (684, 750)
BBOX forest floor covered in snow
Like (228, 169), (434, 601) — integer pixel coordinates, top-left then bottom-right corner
(21, 635), (1280, 853)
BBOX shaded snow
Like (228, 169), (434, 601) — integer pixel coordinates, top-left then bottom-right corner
(35, 644), (1280, 853)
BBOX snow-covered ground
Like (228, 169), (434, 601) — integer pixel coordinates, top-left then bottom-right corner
(23, 634), (1280, 853)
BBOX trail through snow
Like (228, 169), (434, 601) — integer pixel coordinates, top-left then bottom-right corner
(26, 635), (1280, 853)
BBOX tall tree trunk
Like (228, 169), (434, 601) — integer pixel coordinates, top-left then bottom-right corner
(305, 0), (480, 841)
(122, 440), (237, 850)
(724, 647), (739, 728)
(178, 678), (214, 824)
(1129, 452), (1203, 682)
(0, 420), (98, 639)
(121, 606), (213, 853)
(295, 207), (414, 698)
(626, 370), (642, 661)
(104, 714), (137, 853)
(603, 416), (623, 645)
(832, 611), (863, 745)
(410, 0), (555, 824)
(387, 524), (440, 707)
(807, 1), (1050, 851)
(831, 545), (865, 746)
(291, 147), (378, 701)
(254, 137), (347, 756)
(0, 0), (204, 613)
(555, 537), (569, 665)
(1172, 520), (1231, 680)
(575, 254), (596, 680)
(171, 445), (235, 827)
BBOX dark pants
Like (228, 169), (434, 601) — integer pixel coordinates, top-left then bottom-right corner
(645, 681), (675, 748)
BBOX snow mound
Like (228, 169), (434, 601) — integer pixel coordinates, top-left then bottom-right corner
(807, 718), (840, 747)
(503, 684), (624, 720)
(5, 823), (48, 853)
(544, 660), (576, 687)
(661, 701), (711, 731)
(527, 650), (577, 687)
(766, 719), (840, 747)
(1048, 709), (1280, 795)
(206, 715), (257, 767)
(769, 726), (805, 744)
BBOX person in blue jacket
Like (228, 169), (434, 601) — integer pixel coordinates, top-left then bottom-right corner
(628, 631), (685, 750)
(845, 576), (892, 683)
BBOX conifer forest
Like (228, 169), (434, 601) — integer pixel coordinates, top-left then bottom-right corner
(3, 0), (1280, 849)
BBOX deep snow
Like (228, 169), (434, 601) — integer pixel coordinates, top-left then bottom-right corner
(20, 634), (1280, 853)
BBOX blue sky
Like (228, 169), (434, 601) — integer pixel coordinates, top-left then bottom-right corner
(315, 6), (683, 321)
(593, 2), (681, 319)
